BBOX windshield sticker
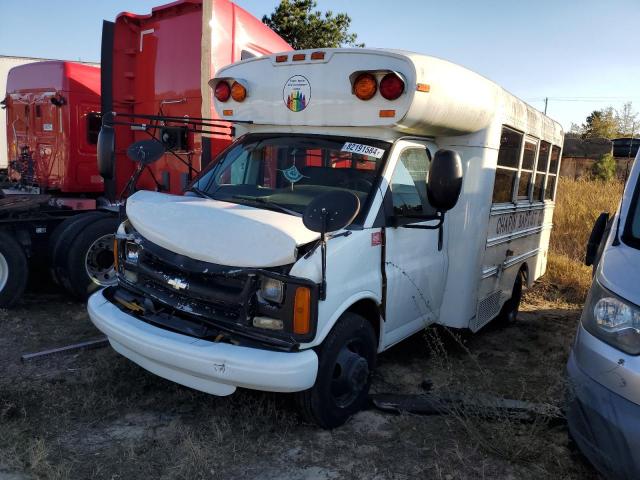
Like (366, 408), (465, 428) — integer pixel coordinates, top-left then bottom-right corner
(341, 142), (385, 158)
(279, 165), (308, 184)
(284, 75), (311, 112)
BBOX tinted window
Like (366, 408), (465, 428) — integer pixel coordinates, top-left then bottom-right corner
(87, 112), (102, 145)
(537, 141), (550, 173)
(518, 140), (537, 199)
(521, 141), (536, 170)
(550, 146), (561, 174)
(493, 169), (517, 203)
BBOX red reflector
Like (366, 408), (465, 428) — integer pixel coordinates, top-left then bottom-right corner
(222, 109), (233, 116)
(416, 83), (430, 92)
(292, 53), (305, 61)
(275, 54), (288, 63)
(310, 51), (325, 60)
(214, 81), (231, 102)
(380, 73), (405, 100)
(379, 109), (395, 118)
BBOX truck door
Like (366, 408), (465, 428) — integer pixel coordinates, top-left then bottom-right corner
(382, 140), (447, 347)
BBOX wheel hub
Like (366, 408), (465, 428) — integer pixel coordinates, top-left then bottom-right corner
(330, 346), (369, 408)
(84, 234), (117, 286)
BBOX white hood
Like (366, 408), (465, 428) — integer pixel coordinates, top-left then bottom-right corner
(126, 191), (319, 267)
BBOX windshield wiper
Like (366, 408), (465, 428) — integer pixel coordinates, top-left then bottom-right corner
(187, 186), (214, 199)
(231, 195), (301, 217)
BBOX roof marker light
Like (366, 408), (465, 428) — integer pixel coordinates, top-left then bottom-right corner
(353, 73), (377, 101)
(275, 54), (288, 63)
(214, 81), (231, 102)
(310, 51), (325, 60)
(379, 73), (405, 100)
(231, 81), (247, 102)
(292, 53), (306, 61)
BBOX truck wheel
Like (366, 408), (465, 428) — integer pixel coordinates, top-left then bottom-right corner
(0, 231), (29, 308)
(296, 313), (376, 429)
(61, 216), (120, 300)
(496, 271), (523, 325)
(49, 212), (109, 285)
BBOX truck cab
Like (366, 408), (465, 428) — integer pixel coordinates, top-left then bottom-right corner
(89, 48), (563, 428)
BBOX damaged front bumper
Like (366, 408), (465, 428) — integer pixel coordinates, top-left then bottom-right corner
(88, 289), (319, 396)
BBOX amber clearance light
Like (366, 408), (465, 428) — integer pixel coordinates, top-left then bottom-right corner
(293, 286), (311, 335)
(231, 81), (247, 102)
(353, 73), (377, 101)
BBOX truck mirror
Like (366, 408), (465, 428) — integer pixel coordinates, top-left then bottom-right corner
(585, 212), (610, 266)
(126, 139), (165, 165)
(303, 191), (360, 234)
(97, 125), (115, 180)
(427, 149), (463, 212)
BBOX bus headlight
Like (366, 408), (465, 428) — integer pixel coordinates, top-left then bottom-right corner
(260, 277), (284, 303)
(582, 281), (640, 355)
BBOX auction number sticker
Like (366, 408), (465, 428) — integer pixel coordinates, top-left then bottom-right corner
(341, 142), (385, 158)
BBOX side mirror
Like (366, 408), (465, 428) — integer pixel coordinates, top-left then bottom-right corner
(427, 149), (463, 212)
(126, 139), (165, 165)
(585, 212), (610, 266)
(97, 125), (115, 180)
(303, 191), (360, 234)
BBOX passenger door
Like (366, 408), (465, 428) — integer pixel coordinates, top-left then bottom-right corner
(382, 140), (447, 347)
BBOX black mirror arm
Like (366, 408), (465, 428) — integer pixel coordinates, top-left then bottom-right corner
(400, 211), (446, 251)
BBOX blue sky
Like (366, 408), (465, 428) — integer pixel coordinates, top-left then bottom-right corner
(1, 0), (639, 130)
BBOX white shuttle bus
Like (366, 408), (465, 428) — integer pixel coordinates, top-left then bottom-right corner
(88, 49), (563, 428)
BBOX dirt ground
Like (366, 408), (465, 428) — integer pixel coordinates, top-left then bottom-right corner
(0, 282), (601, 479)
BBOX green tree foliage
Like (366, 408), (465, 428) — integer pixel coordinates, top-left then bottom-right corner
(262, 0), (363, 50)
(591, 153), (616, 181)
(582, 108), (618, 139)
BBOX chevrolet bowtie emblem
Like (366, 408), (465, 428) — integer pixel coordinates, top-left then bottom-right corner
(168, 277), (188, 291)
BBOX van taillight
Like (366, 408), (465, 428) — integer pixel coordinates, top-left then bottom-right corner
(231, 82), (247, 102)
(379, 73), (404, 100)
(214, 81), (231, 102)
(353, 73), (377, 101)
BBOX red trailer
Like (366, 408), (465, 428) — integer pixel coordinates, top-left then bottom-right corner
(0, 0), (290, 307)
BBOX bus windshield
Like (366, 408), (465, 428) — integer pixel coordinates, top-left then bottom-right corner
(190, 134), (390, 223)
(624, 176), (640, 249)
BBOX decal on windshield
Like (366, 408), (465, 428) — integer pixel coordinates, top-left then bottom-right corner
(279, 165), (308, 184)
(284, 75), (311, 112)
(341, 142), (385, 158)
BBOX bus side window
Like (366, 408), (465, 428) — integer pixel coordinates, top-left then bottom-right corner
(390, 147), (435, 215)
(518, 139), (537, 201)
(533, 141), (550, 201)
(545, 145), (561, 201)
(492, 127), (523, 203)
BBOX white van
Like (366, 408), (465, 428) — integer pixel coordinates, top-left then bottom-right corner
(567, 151), (640, 479)
(88, 49), (564, 428)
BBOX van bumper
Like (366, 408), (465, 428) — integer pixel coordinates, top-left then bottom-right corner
(566, 350), (640, 480)
(87, 289), (318, 396)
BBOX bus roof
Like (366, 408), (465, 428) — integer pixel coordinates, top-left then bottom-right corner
(212, 48), (563, 145)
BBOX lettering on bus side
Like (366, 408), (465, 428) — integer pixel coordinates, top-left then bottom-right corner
(495, 210), (543, 236)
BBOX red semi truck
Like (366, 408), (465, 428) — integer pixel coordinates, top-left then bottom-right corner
(0, 0), (290, 306)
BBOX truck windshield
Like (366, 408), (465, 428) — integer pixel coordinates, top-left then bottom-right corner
(191, 134), (390, 222)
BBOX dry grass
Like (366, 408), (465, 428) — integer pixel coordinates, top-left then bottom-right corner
(544, 177), (625, 303)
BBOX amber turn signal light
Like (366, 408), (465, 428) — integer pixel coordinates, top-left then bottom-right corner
(353, 73), (377, 101)
(293, 286), (311, 335)
(231, 82), (247, 102)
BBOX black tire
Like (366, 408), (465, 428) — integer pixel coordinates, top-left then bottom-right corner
(61, 216), (120, 300)
(0, 231), (29, 308)
(495, 271), (523, 325)
(296, 313), (377, 429)
(49, 211), (109, 285)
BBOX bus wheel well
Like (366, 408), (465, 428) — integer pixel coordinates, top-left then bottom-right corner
(346, 299), (381, 343)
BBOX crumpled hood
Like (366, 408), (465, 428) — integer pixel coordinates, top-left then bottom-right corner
(126, 191), (319, 267)
(599, 240), (640, 307)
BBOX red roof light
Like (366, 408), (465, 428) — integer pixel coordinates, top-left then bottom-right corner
(379, 73), (404, 100)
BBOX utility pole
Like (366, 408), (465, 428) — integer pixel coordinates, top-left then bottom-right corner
(544, 97), (548, 115)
